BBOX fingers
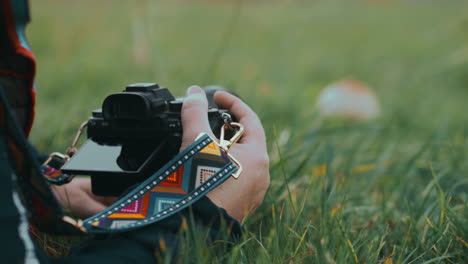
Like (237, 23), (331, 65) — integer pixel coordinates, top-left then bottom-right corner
(214, 91), (266, 146)
(180, 86), (215, 151)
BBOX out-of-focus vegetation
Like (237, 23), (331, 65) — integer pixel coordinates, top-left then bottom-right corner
(29, 0), (468, 262)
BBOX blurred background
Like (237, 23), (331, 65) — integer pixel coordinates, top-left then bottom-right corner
(29, 0), (468, 151)
(28, 0), (468, 262)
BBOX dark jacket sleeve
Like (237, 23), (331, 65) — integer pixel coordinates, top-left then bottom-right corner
(52, 196), (242, 264)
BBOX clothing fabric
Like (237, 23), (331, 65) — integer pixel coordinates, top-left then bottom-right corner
(0, 0), (242, 263)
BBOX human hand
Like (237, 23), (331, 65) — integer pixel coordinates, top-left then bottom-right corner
(51, 177), (118, 219)
(180, 86), (270, 222)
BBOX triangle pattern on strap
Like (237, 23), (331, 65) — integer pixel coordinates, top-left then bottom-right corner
(84, 134), (237, 233)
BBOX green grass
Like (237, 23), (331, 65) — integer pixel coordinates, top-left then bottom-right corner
(29, 0), (468, 263)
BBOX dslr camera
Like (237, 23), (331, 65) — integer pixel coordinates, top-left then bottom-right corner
(61, 83), (232, 196)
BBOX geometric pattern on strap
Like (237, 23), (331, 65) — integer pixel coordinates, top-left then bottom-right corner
(84, 134), (238, 233)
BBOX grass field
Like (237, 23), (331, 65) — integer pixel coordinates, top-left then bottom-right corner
(28, 0), (468, 263)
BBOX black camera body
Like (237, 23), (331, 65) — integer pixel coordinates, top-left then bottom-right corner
(87, 83), (227, 144)
(61, 83), (231, 196)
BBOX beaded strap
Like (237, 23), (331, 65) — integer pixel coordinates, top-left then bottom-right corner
(83, 133), (237, 233)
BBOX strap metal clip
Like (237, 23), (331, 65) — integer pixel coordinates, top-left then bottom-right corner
(219, 122), (244, 152)
(218, 113), (244, 178)
(42, 121), (88, 168)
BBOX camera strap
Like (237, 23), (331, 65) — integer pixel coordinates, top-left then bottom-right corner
(40, 117), (244, 234)
(80, 130), (242, 233)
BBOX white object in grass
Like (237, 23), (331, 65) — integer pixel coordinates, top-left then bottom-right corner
(317, 80), (380, 120)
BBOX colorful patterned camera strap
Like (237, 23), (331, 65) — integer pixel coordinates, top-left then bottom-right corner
(81, 133), (238, 234)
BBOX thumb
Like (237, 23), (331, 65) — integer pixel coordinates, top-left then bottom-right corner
(180, 85), (214, 151)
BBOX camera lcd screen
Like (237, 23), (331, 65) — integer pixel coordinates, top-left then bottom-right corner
(61, 139), (160, 175)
